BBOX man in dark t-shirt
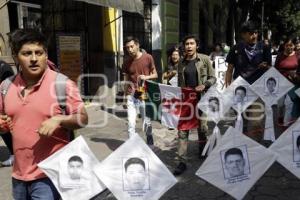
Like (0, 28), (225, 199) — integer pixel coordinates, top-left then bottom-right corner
(183, 59), (198, 88)
(0, 60), (15, 166)
(173, 35), (216, 176)
(225, 21), (272, 141)
(123, 36), (158, 146)
(225, 21), (271, 85)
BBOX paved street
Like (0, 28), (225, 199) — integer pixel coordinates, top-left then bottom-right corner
(1, 104), (300, 200)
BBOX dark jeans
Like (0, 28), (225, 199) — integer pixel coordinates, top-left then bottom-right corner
(1, 132), (13, 154)
(12, 177), (60, 200)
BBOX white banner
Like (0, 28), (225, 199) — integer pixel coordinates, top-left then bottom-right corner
(270, 118), (300, 179)
(250, 67), (294, 141)
(93, 134), (177, 200)
(222, 76), (259, 132)
(198, 85), (231, 124)
(214, 56), (228, 92)
(198, 85), (232, 155)
(38, 136), (106, 200)
(196, 127), (276, 200)
(272, 55), (277, 67)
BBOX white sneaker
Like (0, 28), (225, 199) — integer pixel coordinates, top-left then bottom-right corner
(2, 155), (14, 166)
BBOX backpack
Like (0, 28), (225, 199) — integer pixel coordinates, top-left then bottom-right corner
(0, 73), (75, 141)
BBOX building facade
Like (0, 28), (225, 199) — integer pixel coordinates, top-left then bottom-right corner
(0, 0), (237, 107)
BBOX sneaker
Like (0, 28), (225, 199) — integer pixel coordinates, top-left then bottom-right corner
(2, 155), (14, 167)
(173, 162), (187, 176)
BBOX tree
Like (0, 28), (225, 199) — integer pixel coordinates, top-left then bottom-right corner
(273, 0), (300, 40)
(250, 0), (300, 43)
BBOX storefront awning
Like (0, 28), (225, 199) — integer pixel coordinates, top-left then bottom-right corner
(73, 0), (144, 15)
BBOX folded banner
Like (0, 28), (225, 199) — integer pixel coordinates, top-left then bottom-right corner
(145, 80), (198, 130)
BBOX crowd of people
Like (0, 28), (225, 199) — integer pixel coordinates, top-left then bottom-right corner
(160, 20), (300, 175)
(1, 20), (300, 199)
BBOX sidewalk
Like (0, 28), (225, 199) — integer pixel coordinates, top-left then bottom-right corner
(1, 104), (300, 199)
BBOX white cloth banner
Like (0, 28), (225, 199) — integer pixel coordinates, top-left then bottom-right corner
(38, 136), (106, 200)
(250, 67), (294, 141)
(159, 84), (181, 128)
(196, 127), (276, 200)
(272, 55), (277, 67)
(270, 118), (300, 179)
(202, 126), (221, 156)
(198, 85), (231, 124)
(283, 95), (293, 126)
(198, 86), (231, 155)
(168, 74), (178, 87)
(222, 76), (259, 132)
(235, 112), (243, 133)
(250, 67), (294, 106)
(264, 105), (275, 141)
(93, 134), (177, 200)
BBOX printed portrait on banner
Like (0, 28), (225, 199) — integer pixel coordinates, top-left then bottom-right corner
(93, 134), (177, 200)
(220, 145), (250, 183)
(264, 76), (279, 97)
(59, 154), (87, 189)
(233, 85), (248, 106)
(196, 127), (276, 200)
(293, 131), (300, 163)
(37, 136), (105, 200)
(122, 157), (150, 191)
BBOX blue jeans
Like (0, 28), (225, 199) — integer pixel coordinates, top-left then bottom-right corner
(12, 177), (60, 200)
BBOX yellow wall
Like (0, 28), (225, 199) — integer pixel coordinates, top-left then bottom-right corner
(103, 7), (117, 52)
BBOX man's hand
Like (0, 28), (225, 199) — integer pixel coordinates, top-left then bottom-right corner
(138, 75), (148, 81)
(258, 61), (269, 69)
(0, 115), (12, 133)
(195, 85), (206, 92)
(37, 116), (62, 137)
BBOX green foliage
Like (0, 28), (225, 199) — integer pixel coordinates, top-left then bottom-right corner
(264, 0), (300, 41)
(274, 1), (300, 38)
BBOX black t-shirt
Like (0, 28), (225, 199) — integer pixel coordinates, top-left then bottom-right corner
(226, 41), (271, 84)
(184, 59), (198, 88)
(0, 60), (14, 82)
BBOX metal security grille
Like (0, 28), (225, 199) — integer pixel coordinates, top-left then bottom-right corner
(123, 0), (152, 53)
